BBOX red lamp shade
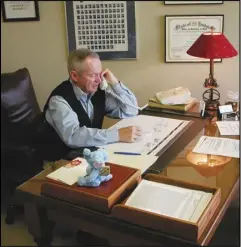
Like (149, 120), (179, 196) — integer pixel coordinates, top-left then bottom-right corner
(187, 32), (238, 59)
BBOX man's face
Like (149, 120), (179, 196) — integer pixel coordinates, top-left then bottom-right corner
(71, 56), (102, 94)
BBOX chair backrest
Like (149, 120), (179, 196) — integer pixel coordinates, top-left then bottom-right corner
(1, 68), (41, 144)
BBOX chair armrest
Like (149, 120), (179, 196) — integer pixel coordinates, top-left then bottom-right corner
(1, 143), (44, 173)
(2, 143), (36, 153)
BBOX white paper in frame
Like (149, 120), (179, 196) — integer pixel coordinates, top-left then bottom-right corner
(165, 15), (224, 63)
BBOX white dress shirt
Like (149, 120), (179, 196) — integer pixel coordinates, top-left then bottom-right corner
(45, 80), (138, 148)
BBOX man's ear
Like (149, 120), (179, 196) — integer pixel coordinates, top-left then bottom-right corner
(69, 70), (79, 82)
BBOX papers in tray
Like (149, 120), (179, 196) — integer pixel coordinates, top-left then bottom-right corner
(125, 179), (213, 223)
(192, 136), (239, 158)
(47, 157), (88, 186)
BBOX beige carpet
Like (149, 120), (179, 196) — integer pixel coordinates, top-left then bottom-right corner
(1, 204), (78, 246)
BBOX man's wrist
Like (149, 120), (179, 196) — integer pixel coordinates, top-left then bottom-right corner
(111, 81), (128, 94)
(109, 79), (119, 86)
(106, 127), (119, 143)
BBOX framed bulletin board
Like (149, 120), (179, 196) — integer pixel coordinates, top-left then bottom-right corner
(65, 1), (137, 60)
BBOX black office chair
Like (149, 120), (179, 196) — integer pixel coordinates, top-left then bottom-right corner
(1, 68), (44, 224)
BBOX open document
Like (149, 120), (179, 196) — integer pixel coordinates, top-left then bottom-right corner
(100, 115), (190, 155)
(192, 136), (239, 158)
(125, 180), (212, 223)
(108, 152), (158, 174)
(216, 121), (239, 136)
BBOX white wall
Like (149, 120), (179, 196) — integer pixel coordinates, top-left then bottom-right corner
(1, 1), (239, 111)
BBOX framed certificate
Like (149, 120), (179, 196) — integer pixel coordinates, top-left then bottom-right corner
(2, 1), (39, 22)
(164, 1), (223, 5)
(165, 15), (224, 63)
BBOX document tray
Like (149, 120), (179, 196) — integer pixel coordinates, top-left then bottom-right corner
(41, 163), (141, 213)
(111, 174), (221, 242)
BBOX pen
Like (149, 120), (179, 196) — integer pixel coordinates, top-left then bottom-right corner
(114, 152), (141, 155)
(201, 102), (206, 117)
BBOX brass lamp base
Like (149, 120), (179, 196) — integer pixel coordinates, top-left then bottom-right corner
(202, 77), (220, 111)
(197, 158), (220, 166)
(203, 95), (220, 111)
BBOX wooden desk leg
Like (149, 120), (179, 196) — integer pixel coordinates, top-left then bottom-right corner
(24, 202), (55, 247)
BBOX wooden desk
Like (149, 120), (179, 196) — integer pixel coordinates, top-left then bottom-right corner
(15, 113), (239, 246)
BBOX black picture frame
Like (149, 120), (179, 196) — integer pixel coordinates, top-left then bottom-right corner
(164, 1), (224, 5)
(65, 1), (137, 60)
(2, 1), (40, 22)
(165, 15), (224, 63)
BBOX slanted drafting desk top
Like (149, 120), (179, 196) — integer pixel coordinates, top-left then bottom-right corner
(16, 110), (239, 246)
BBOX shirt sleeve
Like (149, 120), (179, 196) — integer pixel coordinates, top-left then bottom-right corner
(45, 96), (119, 148)
(105, 81), (139, 118)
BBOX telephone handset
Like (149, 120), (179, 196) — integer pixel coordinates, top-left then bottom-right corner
(100, 77), (142, 110)
(99, 77), (109, 90)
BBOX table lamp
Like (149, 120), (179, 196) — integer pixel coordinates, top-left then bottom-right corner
(185, 119), (231, 177)
(186, 151), (231, 177)
(187, 27), (238, 111)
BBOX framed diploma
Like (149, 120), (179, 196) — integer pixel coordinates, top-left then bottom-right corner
(164, 1), (223, 5)
(165, 15), (224, 63)
(2, 1), (40, 22)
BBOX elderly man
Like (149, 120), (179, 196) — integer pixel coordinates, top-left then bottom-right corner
(40, 48), (142, 160)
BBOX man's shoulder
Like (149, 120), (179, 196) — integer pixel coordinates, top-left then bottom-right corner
(43, 80), (72, 113)
(53, 80), (72, 92)
(49, 80), (74, 99)
(47, 95), (71, 110)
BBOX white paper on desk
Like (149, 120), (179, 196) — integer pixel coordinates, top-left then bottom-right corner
(192, 136), (239, 158)
(107, 152), (158, 174)
(216, 121), (239, 136)
(125, 180), (212, 223)
(100, 115), (190, 155)
(47, 158), (88, 186)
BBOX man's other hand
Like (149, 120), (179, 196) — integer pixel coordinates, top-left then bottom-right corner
(118, 126), (142, 143)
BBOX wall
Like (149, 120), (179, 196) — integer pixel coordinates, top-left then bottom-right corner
(1, 1), (239, 112)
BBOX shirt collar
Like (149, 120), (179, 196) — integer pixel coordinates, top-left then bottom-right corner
(69, 78), (94, 100)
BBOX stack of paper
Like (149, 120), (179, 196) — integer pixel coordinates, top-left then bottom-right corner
(148, 97), (197, 111)
(155, 87), (192, 105)
(125, 179), (213, 223)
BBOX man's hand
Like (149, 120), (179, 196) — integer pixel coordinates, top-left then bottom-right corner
(118, 126), (143, 143)
(101, 68), (119, 86)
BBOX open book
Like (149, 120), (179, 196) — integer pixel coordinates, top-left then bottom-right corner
(125, 180), (213, 223)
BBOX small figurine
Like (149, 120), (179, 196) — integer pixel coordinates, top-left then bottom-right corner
(77, 148), (113, 187)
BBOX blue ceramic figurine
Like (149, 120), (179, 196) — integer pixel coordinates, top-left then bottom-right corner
(77, 148), (113, 187)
